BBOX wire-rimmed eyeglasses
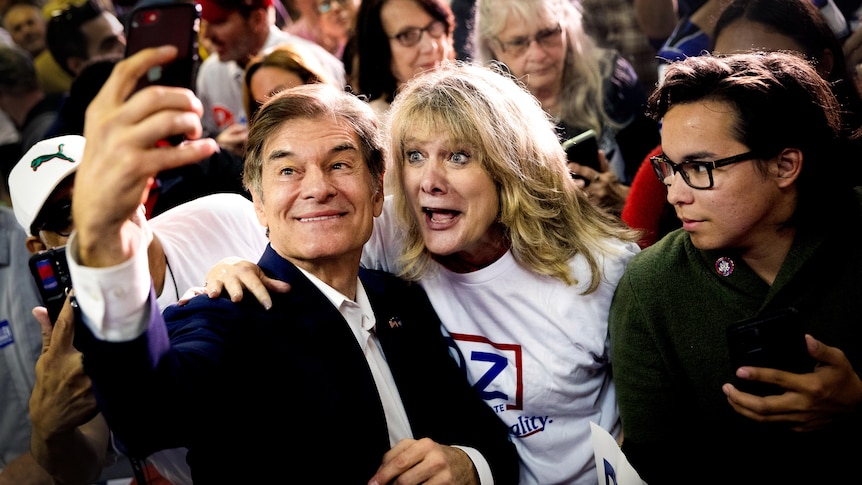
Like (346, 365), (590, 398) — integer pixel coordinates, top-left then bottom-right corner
(650, 151), (760, 189)
(389, 20), (447, 48)
(494, 24), (563, 57)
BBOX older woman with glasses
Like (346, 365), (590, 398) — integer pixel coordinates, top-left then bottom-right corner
(471, 0), (660, 192)
(349, 0), (456, 120)
(609, 51), (862, 484)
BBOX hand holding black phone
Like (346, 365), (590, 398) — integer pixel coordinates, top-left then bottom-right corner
(562, 129), (601, 171)
(726, 307), (816, 396)
(124, 1), (201, 144)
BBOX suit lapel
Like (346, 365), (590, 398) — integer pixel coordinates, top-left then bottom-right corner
(259, 248), (391, 451)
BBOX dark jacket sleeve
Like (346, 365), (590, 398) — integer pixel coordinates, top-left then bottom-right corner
(75, 286), (239, 457)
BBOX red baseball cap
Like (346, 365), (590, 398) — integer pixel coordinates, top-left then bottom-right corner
(198, 0), (272, 22)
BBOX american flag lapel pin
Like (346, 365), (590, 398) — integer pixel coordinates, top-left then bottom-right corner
(388, 317), (402, 328)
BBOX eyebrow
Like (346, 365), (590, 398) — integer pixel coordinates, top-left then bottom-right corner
(665, 150), (720, 163)
(267, 142), (358, 161)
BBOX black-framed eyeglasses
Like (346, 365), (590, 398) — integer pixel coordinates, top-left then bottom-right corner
(494, 24), (563, 57)
(30, 202), (74, 238)
(389, 19), (446, 48)
(317, 0), (349, 14)
(650, 151), (760, 189)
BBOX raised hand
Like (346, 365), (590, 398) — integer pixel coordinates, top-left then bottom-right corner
(29, 300), (97, 439)
(74, 46), (218, 269)
(29, 302), (110, 484)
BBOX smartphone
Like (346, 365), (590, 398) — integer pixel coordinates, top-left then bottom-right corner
(726, 307), (815, 396)
(28, 247), (72, 323)
(124, 2), (201, 143)
(562, 129), (601, 171)
(125, 2), (200, 91)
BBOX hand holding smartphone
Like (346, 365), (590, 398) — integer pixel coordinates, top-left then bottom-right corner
(124, 2), (201, 144)
(562, 129), (601, 171)
(726, 307), (816, 396)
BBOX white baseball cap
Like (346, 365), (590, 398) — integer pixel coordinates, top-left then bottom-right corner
(9, 135), (85, 234)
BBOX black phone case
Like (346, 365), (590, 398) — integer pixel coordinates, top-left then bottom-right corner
(726, 307), (815, 396)
(124, 2), (201, 145)
(125, 2), (201, 92)
(28, 247), (71, 323)
(563, 129), (600, 171)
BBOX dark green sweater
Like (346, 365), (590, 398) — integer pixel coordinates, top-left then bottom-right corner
(609, 188), (862, 484)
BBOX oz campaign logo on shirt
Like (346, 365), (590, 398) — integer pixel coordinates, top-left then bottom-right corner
(447, 332), (523, 411)
(447, 333), (552, 438)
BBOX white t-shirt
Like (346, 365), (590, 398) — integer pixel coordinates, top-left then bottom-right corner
(362, 196), (638, 484)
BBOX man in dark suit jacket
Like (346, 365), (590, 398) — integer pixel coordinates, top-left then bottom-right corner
(66, 47), (518, 484)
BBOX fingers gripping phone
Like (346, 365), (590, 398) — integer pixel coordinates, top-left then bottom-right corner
(562, 129), (601, 172)
(29, 247), (72, 323)
(726, 307), (816, 396)
(124, 2), (201, 144)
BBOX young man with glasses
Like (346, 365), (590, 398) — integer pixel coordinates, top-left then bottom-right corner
(609, 51), (862, 483)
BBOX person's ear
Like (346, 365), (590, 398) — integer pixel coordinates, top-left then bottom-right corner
(252, 192), (268, 228)
(249, 8), (268, 33)
(773, 148), (802, 188)
(373, 173), (384, 217)
(26, 235), (47, 254)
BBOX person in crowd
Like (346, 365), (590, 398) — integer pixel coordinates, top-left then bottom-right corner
(280, 0), (322, 45)
(580, 0), (660, 94)
(45, 0), (124, 86)
(712, 0), (862, 156)
(67, 46), (519, 484)
(471, 0), (660, 187)
(633, 0), (707, 48)
(241, 42), (335, 121)
(314, 0), (358, 59)
(0, 206), (51, 484)
(199, 60), (641, 484)
(196, 0), (345, 157)
(651, 0), (732, 80)
(3, 2), (68, 96)
(622, 0), (862, 248)
(609, 51), (862, 483)
(653, 0), (852, 83)
(349, 0), (456, 120)
(0, 44), (63, 154)
(4, 2), (46, 58)
(10, 134), (269, 485)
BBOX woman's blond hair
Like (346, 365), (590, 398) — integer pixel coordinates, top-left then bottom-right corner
(387, 61), (638, 293)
